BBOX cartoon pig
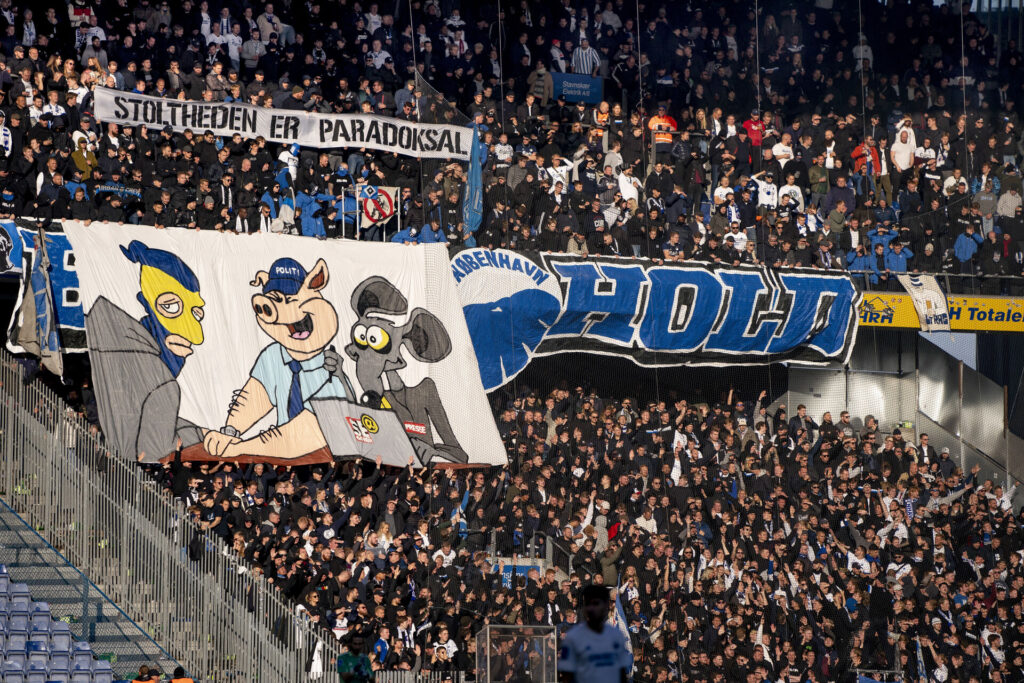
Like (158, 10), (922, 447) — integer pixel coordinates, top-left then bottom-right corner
(204, 257), (353, 459)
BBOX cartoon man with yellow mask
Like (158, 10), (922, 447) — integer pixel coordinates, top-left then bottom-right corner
(85, 240), (206, 463)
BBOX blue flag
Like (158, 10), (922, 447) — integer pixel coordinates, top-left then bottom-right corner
(463, 126), (483, 235)
(21, 229), (63, 377)
(609, 590), (634, 674)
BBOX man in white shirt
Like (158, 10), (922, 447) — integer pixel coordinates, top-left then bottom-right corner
(772, 132), (794, 170)
(890, 129), (916, 192)
(225, 24), (244, 71)
(753, 170), (778, 209)
(558, 586), (631, 683)
(778, 172), (804, 211)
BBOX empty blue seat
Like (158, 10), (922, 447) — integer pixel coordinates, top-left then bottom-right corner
(69, 662), (91, 683)
(91, 660), (114, 683)
(11, 582), (30, 601)
(30, 602), (50, 631)
(71, 642), (92, 669)
(7, 627), (30, 652)
(50, 651), (71, 671)
(5, 648), (28, 668)
(48, 672), (71, 683)
(50, 622), (72, 652)
(3, 660), (25, 683)
(10, 601), (30, 631)
(27, 638), (49, 667)
(25, 662), (47, 683)
(0, 573), (9, 595)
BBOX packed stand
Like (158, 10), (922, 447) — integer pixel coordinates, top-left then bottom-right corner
(126, 382), (1019, 683)
(0, 1), (1016, 290)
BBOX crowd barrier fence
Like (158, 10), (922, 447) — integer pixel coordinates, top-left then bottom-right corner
(0, 349), (347, 683)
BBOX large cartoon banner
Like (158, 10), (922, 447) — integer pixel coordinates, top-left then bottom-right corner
(453, 249), (861, 391)
(2, 220), (87, 354)
(94, 88), (472, 160)
(64, 223), (504, 467)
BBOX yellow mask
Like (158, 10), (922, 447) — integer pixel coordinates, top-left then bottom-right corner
(139, 264), (205, 345)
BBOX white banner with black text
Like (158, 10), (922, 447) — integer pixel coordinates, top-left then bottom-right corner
(93, 88), (472, 160)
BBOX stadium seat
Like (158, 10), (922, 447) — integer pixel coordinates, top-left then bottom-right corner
(48, 672), (71, 683)
(49, 651), (71, 671)
(69, 662), (92, 683)
(5, 648), (28, 668)
(27, 638), (50, 667)
(50, 622), (72, 652)
(91, 660), (114, 683)
(8, 627), (30, 652)
(26, 662), (48, 683)
(30, 602), (51, 631)
(10, 600), (30, 631)
(11, 582), (30, 601)
(71, 641), (92, 668)
(3, 660), (26, 683)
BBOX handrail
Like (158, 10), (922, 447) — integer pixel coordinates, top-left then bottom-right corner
(0, 496), (182, 669)
(0, 349), (344, 682)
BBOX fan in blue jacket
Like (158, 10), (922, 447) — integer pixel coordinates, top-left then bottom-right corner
(391, 225), (420, 244)
(953, 225), (984, 271)
(845, 245), (882, 285)
(868, 226), (897, 250)
(418, 220), (447, 243)
(294, 191), (335, 238)
(884, 243), (914, 272)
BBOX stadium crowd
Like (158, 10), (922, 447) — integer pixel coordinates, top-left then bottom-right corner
(0, 0), (1018, 291)
(3, 0), (1024, 681)
(143, 383), (1024, 683)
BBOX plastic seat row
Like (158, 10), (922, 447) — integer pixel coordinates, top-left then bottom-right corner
(2, 659), (114, 683)
(0, 566), (105, 681)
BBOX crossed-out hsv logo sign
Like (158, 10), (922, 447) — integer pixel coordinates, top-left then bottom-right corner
(360, 187), (397, 226)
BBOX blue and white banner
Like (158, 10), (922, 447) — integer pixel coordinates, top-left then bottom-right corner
(453, 250), (861, 391)
(0, 219), (17, 276)
(4, 220), (86, 354)
(20, 227), (64, 377)
(551, 73), (604, 104)
(500, 563), (541, 588)
(897, 273), (950, 332)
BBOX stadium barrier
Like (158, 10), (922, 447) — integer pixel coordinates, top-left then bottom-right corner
(376, 671), (466, 683)
(0, 349), (346, 682)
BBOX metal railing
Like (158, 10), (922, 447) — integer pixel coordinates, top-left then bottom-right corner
(0, 350), (346, 682)
(377, 672), (466, 683)
(848, 270), (1022, 296)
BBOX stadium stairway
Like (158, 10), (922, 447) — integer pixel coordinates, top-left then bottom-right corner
(0, 501), (178, 681)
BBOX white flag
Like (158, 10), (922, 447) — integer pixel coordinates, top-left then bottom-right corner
(897, 274), (950, 332)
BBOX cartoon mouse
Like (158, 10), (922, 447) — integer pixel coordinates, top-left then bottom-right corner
(204, 257), (353, 459)
(346, 276), (469, 464)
